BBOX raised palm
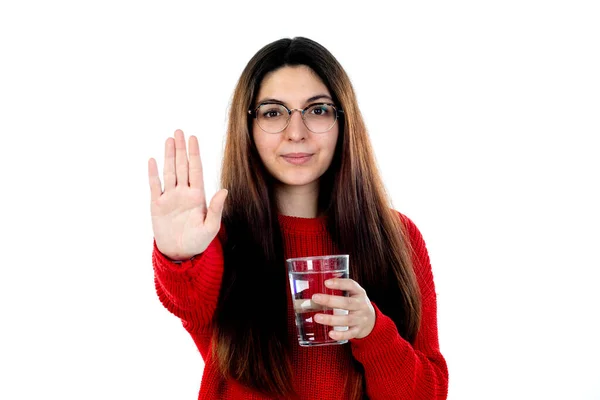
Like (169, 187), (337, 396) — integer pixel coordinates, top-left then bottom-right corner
(148, 129), (228, 261)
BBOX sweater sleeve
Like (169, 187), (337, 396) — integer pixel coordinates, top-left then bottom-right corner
(349, 214), (449, 399)
(152, 236), (224, 333)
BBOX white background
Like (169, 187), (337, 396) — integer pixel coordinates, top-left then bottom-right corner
(1, 1), (599, 399)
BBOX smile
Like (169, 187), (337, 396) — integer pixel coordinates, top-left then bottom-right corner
(281, 154), (313, 165)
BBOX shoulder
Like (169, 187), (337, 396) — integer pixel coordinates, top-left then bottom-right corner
(393, 210), (427, 251)
(392, 210), (436, 300)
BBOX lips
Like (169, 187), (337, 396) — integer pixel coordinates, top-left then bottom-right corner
(281, 153), (313, 165)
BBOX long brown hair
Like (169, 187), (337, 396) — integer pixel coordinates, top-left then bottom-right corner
(213, 37), (422, 398)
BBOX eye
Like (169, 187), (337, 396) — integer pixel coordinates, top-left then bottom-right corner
(308, 104), (330, 116)
(262, 109), (281, 118)
(259, 104), (286, 119)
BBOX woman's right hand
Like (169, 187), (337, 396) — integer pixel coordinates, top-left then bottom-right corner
(148, 129), (228, 261)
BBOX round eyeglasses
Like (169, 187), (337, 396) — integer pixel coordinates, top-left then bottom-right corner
(248, 102), (344, 134)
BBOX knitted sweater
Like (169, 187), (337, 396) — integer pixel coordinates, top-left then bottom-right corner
(152, 212), (448, 399)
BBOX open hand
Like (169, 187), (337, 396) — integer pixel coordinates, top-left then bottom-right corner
(148, 129), (228, 261)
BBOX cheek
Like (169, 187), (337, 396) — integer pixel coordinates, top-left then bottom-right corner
(324, 131), (339, 156)
(322, 133), (339, 167)
(253, 134), (278, 162)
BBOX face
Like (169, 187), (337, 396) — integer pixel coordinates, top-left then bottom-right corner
(252, 65), (339, 193)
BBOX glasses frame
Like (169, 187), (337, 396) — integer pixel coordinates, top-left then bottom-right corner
(248, 102), (344, 134)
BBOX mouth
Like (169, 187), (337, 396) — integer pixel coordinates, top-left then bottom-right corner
(281, 153), (313, 165)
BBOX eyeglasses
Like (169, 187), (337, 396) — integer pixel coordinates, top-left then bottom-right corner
(248, 102), (343, 134)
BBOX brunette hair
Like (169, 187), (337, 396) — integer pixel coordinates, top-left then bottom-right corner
(213, 37), (422, 398)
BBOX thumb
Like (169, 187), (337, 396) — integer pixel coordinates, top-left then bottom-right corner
(205, 189), (228, 234)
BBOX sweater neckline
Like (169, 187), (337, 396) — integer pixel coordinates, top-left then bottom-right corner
(277, 213), (328, 233)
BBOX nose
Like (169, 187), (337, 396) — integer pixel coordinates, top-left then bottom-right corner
(284, 109), (308, 141)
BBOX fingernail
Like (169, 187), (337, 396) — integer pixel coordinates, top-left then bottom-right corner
(312, 294), (324, 302)
(314, 314), (323, 322)
(324, 280), (334, 287)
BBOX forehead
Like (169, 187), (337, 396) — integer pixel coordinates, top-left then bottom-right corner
(257, 65), (331, 102)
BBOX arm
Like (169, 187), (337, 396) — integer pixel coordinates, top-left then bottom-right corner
(153, 234), (224, 333)
(349, 215), (449, 399)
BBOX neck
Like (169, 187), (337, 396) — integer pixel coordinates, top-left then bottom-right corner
(274, 182), (319, 218)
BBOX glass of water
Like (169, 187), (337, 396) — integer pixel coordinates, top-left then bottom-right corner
(287, 254), (350, 347)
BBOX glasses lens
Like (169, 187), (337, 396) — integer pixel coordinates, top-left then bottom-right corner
(304, 104), (337, 133)
(256, 104), (288, 133)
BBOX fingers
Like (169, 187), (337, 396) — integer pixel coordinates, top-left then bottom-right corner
(174, 129), (189, 187)
(204, 188), (228, 234)
(312, 293), (361, 311)
(188, 135), (205, 191)
(323, 278), (366, 296)
(148, 158), (162, 201)
(311, 279), (376, 340)
(314, 312), (364, 328)
(313, 303), (371, 341)
(328, 327), (362, 342)
(163, 137), (176, 190)
(162, 130), (195, 191)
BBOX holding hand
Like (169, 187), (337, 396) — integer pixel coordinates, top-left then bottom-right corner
(311, 279), (376, 341)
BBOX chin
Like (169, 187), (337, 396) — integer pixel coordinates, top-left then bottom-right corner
(265, 163), (325, 188)
(274, 174), (320, 188)
(278, 179), (318, 187)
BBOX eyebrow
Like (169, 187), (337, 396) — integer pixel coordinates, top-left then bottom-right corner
(256, 94), (334, 106)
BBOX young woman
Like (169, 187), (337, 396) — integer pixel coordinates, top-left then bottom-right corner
(148, 37), (448, 399)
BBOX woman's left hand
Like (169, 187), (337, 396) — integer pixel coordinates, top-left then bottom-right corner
(311, 278), (376, 341)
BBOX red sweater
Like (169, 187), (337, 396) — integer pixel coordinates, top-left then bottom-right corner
(153, 212), (448, 399)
